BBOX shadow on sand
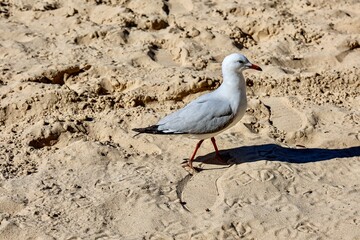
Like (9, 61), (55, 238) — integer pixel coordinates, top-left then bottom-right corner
(197, 144), (360, 165)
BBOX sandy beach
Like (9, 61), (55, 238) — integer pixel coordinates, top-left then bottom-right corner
(1, 0), (360, 239)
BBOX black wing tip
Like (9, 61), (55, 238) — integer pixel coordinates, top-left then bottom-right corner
(132, 127), (147, 133)
(132, 125), (183, 135)
(132, 125), (164, 134)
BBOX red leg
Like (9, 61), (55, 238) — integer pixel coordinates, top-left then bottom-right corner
(187, 139), (204, 169)
(210, 137), (220, 155)
(211, 137), (226, 162)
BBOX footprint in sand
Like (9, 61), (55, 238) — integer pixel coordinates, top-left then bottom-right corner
(261, 97), (304, 133)
(177, 160), (230, 213)
(261, 97), (316, 144)
(295, 220), (319, 233)
(178, 163), (286, 214)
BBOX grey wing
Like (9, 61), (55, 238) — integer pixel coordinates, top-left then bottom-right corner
(157, 98), (235, 134)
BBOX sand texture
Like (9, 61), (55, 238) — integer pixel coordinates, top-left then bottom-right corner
(1, 0), (360, 239)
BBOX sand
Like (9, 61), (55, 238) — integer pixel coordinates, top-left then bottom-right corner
(0, 0), (360, 239)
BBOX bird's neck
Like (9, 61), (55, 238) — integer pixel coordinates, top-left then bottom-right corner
(221, 70), (246, 92)
(217, 70), (247, 116)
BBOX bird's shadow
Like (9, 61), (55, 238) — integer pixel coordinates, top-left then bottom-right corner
(196, 144), (360, 166)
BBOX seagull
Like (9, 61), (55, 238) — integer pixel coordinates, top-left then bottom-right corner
(133, 53), (262, 172)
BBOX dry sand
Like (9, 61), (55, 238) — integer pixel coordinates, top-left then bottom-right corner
(1, 0), (360, 239)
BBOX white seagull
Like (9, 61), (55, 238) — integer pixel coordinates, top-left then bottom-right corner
(133, 53), (262, 172)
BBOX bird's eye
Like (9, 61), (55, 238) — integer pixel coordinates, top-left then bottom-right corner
(238, 60), (244, 63)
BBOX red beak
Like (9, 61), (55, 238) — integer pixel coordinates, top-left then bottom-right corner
(249, 63), (262, 71)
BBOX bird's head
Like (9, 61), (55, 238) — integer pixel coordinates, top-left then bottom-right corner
(222, 53), (262, 73)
